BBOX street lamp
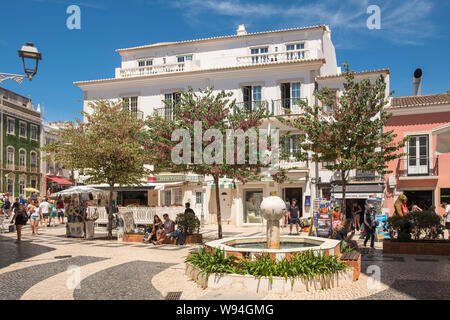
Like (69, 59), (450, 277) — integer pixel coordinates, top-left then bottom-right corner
(0, 42), (42, 84)
(198, 175), (205, 227)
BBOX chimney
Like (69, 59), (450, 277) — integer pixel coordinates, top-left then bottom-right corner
(237, 24), (247, 36)
(413, 68), (422, 96)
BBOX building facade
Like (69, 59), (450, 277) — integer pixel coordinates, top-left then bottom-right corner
(383, 92), (450, 217)
(75, 24), (389, 226)
(0, 87), (42, 197)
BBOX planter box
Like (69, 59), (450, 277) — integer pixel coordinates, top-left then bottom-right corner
(383, 239), (450, 256)
(185, 263), (353, 294)
(122, 233), (144, 243)
(185, 234), (203, 244)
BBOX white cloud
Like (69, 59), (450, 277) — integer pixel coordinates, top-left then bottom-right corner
(166, 0), (437, 46)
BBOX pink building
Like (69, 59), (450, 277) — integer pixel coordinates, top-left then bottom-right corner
(384, 92), (450, 217)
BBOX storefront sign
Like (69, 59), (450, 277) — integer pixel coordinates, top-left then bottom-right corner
(333, 193), (383, 199)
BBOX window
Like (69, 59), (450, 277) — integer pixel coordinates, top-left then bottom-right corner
(30, 177), (37, 189)
(250, 47), (269, 64)
(407, 135), (429, 175)
(19, 177), (25, 196)
(174, 188), (182, 204)
(30, 125), (38, 140)
(138, 59), (152, 67)
(163, 92), (181, 120)
(164, 190), (171, 206)
(7, 118), (15, 134)
(7, 178), (14, 195)
(440, 188), (450, 205)
(7, 147), (14, 165)
(196, 191), (203, 205)
(177, 55), (193, 63)
(356, 170), (375, 181)
(283, 135), (302, 158)
(30, 151), (37, 167)
(322, 90), (338, 113)
(286, 42), (305, 60)
(19, 149), (26, 167)
(19, 122), (27, 137)
(322, 161), (335, 169)
(244, 190), (263, 223)
(122, 96), (138, 114)
(280, 82), (302, 109)
(242, 85), (262, 111)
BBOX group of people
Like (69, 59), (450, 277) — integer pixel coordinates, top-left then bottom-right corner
(330, 201), (378, 249)
(2, 193), (66, 242)
(145, 202), (195, 245)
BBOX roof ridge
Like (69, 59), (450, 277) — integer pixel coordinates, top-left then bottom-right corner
(392, 92), (450, 99)
(116, 25), (327, 52)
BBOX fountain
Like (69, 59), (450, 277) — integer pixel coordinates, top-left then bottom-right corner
(205, 196), (341, 260)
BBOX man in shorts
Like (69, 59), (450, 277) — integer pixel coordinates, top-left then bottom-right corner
(39, 197), (51, 227)
(442, 202), (450, 240)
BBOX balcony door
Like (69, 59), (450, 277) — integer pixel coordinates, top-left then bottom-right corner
(280, 82), (301, 112)
(242, 85), (261, 111)
(408, 135), (429, 175)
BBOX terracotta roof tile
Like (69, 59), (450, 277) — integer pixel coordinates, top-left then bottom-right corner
(390, 92), (450, 108)
(315, 69), (390, 80)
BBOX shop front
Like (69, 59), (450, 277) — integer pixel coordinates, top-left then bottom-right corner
(46, 175), (73, 194)
(331, 183), (384, 210)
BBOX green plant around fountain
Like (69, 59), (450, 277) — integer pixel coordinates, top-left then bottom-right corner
(186, 247), (350, 284)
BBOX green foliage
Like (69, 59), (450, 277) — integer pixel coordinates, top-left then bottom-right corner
(186, 247), (349, 284)
(283, 63), (407, 216)
(340, 241), (356, 253)
(175, 212), (200, 235)
(387, 211), (444, 241)
(42, 100), (149, 238)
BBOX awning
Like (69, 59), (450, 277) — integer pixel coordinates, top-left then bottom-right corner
(47, 176), (73, 186)
(331, 184), (384, 199)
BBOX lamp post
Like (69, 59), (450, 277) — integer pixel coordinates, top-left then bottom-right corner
(0, 42), (42, 84)
(198, 175), (205, 227)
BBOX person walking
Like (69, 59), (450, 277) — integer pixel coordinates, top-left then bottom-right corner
(29, 200), (42, 236)
(283, 199), (291, 229)
(288, 199), (301, 235)
(39, 197), (51, 227)
(352, 201), (362, 232)
(11, 203), (28, 241)
(363, 204), (377, 249)
(57, 197), (65, 224)
(442, 202), (450, 240)
(49, 201), (57, 227)
(2, 196), (11, 217)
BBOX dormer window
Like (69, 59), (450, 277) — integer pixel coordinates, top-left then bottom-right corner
(177, 55), (193, 63)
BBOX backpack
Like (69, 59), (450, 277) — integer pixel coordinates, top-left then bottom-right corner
(176, 231), (186, 245)
(16, 210), (28, 225)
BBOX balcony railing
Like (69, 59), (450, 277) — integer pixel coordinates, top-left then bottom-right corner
(233, 101), (270, 114)
(29, 165), (39, 173)
(119, 62), (186, 78)
(278, 157), (309, 170)
(236, 49), (309, 65)
(272, 98), (308, 115)
(397, 157), (439, 177)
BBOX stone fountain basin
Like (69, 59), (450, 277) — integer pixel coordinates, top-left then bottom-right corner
(205, 235), (341, 261)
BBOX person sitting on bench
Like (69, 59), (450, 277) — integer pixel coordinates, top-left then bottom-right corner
(153, 214), (175, 245)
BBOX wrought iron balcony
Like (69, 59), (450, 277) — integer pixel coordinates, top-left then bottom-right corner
(233, 101), (270, 114)
(272, 98), (308, 115)
(397, 157), (439, 178)
(154, 107), (173, 121)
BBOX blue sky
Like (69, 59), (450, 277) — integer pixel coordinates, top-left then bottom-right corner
(0, 0), (449, 123)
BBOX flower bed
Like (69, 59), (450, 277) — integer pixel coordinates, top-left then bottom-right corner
(185, 247), (353, 294)
(383, 239), (450, 256)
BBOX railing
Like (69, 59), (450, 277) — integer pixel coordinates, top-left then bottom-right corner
(233, 101), (270, 114)
(154, 107), (173, 120)
(397, 157), (439, 177)
(272, 98), (308, 115)
(29, 165), (39, 173)
(236, 49), (309, 65)
(91, 206), (183, 226)
(278, 158), (309, 170)
(119, 62), (186, 78)
(5, 163), (15, 170)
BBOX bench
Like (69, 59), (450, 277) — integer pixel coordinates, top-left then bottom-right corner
(339, 252), (361, 281)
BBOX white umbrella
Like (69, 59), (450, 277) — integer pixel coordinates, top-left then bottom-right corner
(51, 186), (108, 197)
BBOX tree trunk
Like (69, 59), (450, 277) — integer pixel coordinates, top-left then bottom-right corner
(107, 184), (114, 240)
(214, 175), (223, 239)
(341, 170), (347, 225)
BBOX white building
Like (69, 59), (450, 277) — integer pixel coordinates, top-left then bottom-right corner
(74, 24), (388, 226)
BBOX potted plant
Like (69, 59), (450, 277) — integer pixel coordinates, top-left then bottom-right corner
(176, 212), (202, 244)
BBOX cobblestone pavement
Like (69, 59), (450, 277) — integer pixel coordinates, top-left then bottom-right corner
(0, 223), (449, 300)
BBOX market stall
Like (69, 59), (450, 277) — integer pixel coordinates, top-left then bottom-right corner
(51, 186), (108, 239)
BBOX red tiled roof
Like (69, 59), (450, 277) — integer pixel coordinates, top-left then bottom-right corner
(390, 92), (450, 108)
(315, 69), (390, 80)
